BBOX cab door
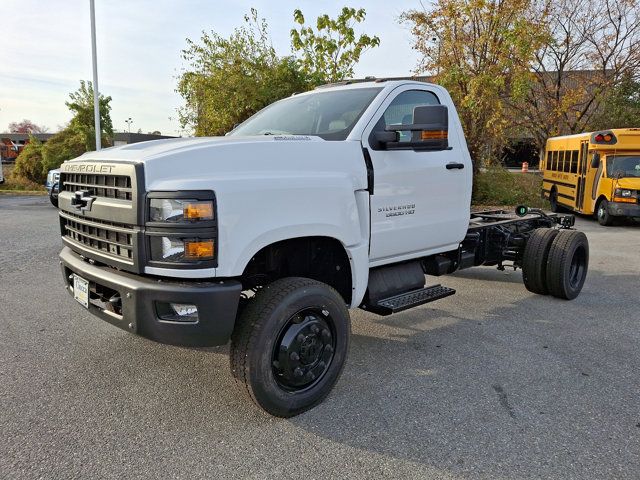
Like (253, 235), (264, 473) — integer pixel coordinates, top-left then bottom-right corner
(362, 87), (472, 264)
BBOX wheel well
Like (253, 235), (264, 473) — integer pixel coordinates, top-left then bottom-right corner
(595, 195), (608, 208)
(241, 237), (353, 304)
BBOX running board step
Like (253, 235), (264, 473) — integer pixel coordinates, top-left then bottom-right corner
(368, 285), (456, 316)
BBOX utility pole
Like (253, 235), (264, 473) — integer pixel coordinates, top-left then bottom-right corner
(90, 0), (101, 150)
(125, 117), (133, 133)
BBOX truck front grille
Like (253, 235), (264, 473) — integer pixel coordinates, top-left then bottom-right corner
(62, 173), (133, 200)
(60, 211), (136, 264)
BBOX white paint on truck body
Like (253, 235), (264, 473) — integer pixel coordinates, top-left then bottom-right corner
(63, 81), (473, 307)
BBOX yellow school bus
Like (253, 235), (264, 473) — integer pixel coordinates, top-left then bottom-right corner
(541, 128), (640, 225)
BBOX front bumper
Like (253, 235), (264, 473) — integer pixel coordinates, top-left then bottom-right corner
(607, 201), (640, 218)
(59, 247), (241, 346)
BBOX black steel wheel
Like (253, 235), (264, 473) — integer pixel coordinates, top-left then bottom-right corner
(230, 277), (350, 417)
(546, 230), (589, 300)
(522, 228), (559, 295)
(272, 309), (335, 391)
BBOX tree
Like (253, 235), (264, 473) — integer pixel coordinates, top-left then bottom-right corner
(7, 119), (48, 134)
(291, 8), (380, 85)
(587, 73), (640, 130)
(66, 80), (114, 150)
(41, 128), (86, 175)
(402, 0), (549, 170)
(511, 0), (640, 152)
(13, 81), (113, 183)
(13, 137), (45, 183)
(177, 9), (310, 136)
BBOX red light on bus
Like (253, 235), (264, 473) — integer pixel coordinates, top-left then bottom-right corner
(595, 134), (604, 142)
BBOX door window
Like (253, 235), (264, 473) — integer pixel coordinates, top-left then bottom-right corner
(370, 90), (440, 148)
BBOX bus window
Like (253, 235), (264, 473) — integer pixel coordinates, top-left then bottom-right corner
(570, 150), (579, 173)
(558, 151), (565, 172)
(564, 151), (571, 173)
(552, 151), (558, 170)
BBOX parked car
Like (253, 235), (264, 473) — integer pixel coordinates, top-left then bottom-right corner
(45, 168), (60, 207)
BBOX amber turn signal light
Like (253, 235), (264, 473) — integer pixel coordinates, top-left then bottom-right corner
(183, 201), (214, 221)
(421, 130), (448, 140)
(184, 240), (215, 259)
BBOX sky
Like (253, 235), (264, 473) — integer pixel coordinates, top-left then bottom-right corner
(0, 0), (426, 136)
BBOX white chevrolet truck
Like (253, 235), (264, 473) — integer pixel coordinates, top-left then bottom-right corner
(57, 80), (588, 417)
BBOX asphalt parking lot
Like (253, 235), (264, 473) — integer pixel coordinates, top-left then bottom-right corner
(1, 195), (639, 479)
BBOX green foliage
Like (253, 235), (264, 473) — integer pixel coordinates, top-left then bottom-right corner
(473, 167), (548, 208)
(41, 127), (86, 174)
(66, 80), (114, 150)
(291, 7), (380, 85)
(177, 9), (311, 136)
(13, 137), (46, 184)
(0, 165), (46, 192)
(587, 73), (640, 130)
(402, 0), (549, 171)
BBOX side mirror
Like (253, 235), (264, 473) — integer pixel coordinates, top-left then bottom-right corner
(591, 152), (600, 169)
(382, 105), (449, 151)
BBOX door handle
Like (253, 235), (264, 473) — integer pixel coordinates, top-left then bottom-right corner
(446, 162), (465, 170)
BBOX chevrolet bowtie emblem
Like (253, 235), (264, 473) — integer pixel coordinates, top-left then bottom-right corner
(71, 190), (95, 214)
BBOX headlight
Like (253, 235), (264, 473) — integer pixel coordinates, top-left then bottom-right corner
(149, 198), (214, 223)
(149, 236), (215, 262)
(614, 189), (635, 198)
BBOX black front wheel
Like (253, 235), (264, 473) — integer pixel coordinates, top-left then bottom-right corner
(596, 199), (614, 226)
(49, 183), (59, 208)
(230, 277), (350, 417)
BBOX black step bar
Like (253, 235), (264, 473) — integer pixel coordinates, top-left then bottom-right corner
(364, 285), (456, 316)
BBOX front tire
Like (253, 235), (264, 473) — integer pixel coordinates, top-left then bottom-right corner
(230, 277), (350, 417)
(596, 199), (614, 226)
(49, 183), (59, 208)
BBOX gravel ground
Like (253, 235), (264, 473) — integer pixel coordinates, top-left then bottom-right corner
(1, 195), (639, 479)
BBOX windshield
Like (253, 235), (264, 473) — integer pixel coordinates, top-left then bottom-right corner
(229, 87), (383, 140)
(606, 155), (640, 178)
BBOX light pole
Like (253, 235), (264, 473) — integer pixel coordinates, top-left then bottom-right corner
(90, 0), (101, 150)
(125, 117), (133, 133)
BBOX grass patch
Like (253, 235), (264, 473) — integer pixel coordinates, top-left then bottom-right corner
(0, 164), (46, 193)
(473, 167), (548, 209)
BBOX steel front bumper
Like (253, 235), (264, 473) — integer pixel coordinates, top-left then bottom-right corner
(59, 247), (241, 346)
(607, 201), (640, 218)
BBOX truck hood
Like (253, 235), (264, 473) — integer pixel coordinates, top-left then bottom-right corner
(68, 135), (325, 164)
(63, 135), (367, 193)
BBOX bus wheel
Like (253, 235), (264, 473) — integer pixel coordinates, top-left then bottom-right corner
(522, 228), (559, 295)
(545, 230), (589, 300)
(596, 199), (614, 226)
(549, 189), (560, 212)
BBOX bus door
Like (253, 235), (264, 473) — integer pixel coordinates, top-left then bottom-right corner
(575, 140), (589, 211)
